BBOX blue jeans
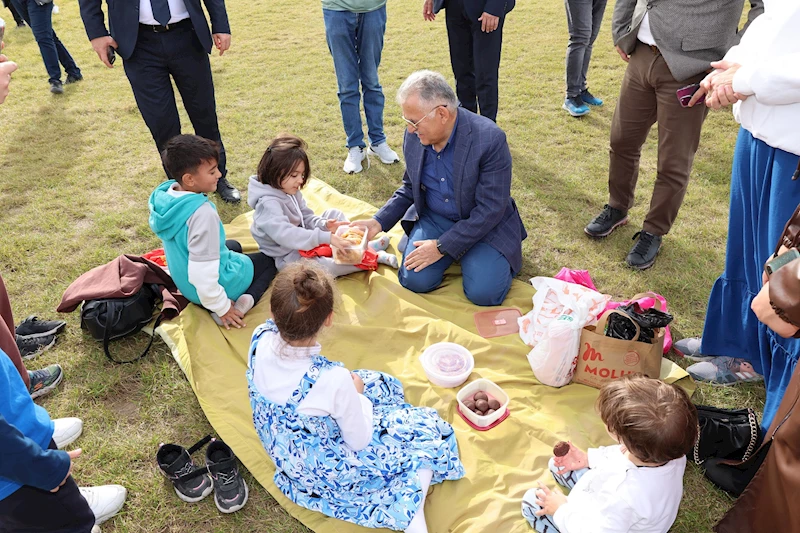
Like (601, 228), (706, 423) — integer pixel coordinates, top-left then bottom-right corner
(521, 458), (589, 532)
(11, 0), (80, 83)
(564, 0), (607, 97)
(322, 6), (387, 149)
(399, 211), (513, 306)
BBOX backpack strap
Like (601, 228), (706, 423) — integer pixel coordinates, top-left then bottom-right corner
(101, 304), (164, 364)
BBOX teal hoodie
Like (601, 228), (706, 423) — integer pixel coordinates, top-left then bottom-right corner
(148, 181), (253, 306)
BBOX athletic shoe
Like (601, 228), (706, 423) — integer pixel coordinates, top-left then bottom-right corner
(28, 363), (63, 399)
(673, 337), (717, 361)
(50, 80), (64, 94)
(79, 485), (127, 525)
(343, 147), (366, 174)
(16, 315), (67, 338)
(367, 143), (400, 164)
(91, 526), (100, 533)
(562, 96), (590, 117)
(585, 204), (628, 238)
(157, 437), (214, 503)
(626, 231), (662, 270)
(687, 356), (763, 386)
(53, 417), (83, 449)
(65, 73), (83, 84)
(17, 332), (57, 359)
(206, 439), (248, 513)
(580, 89), (603, 106)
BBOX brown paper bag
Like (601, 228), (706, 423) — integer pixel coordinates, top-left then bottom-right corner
(573, 308), (664, 389)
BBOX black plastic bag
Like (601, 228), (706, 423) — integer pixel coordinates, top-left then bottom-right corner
(604, 304), (674, 344)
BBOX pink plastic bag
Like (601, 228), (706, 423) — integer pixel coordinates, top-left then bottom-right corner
(554, 267), (598, 291)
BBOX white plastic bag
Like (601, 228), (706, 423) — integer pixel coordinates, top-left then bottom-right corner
(527, 310), (584, 387)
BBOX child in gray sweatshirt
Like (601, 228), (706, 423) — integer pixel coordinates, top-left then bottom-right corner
(248, 135), (398, 276)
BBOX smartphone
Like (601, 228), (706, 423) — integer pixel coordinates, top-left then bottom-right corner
(107, 46), (116, 65)
(765, 248), (800, 277)
(677, 83), (701, 108)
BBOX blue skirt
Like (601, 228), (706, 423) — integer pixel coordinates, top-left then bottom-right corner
(702, 128), (800, 430)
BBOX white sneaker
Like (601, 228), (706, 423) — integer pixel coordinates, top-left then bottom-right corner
(53, 417), (83, 449)
(368, 142), (400, 164)
(91, 526), (101, 533)
(343, 147), (366, 174)
(79, 485), (127, 525)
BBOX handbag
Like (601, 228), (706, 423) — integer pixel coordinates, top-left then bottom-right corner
(690, 405), (762, 466)
(80, 283), (162, 364)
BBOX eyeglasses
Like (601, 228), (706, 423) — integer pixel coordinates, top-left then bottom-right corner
(402, 105), (446, 130)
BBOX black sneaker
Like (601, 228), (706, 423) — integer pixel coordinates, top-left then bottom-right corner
(16, 315), (67, 338)
(206, 439), (248, 513)
(28, 364), (63, 399)
(157, 436), (214, 503)
(49, 80), (64, 94)
(65, 73), (83, 84)
(585, 204), (628, 238)
(16, 333), (57, 360)
(215, 177), (241, 203)
(626, 231), (662, 270)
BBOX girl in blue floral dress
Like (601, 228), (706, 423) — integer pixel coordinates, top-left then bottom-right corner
(247, 262), (465, 532)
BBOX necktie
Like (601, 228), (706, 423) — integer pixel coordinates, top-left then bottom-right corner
(150, 0), (171, 26)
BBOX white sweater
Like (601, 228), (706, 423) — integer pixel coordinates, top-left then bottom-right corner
(553, 446), (686, 533)
(726, 1), (800, 156)
(251, 330), (374, 451)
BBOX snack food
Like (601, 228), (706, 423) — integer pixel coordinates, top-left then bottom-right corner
(463, 391), (504, 417)
(332, 227), (366, 264)
(474, 391), (488, 402)
(340, 228), (364, 244)
(553, 441), (570, 457)
(488, 399), (501, 410)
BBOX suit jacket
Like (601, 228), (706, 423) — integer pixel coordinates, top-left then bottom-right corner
(433, 0), (515, 19)
(374, 109), (527, 274)
(612, 0), (763, 82)
(78, 0), (230, 60)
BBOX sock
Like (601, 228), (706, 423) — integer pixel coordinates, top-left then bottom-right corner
(377, 251), (398, 269)
(405, 469), (433, 533)
(369, 235), (390, 252)
(234, 294), (255, 315)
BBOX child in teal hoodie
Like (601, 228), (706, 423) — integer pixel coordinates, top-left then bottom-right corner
(149, 135), (277, 329)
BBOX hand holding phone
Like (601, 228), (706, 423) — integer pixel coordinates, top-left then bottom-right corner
(677, 84), (701, 108)
(107, 46), (116, 65)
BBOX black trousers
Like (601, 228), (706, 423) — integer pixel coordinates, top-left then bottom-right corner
(445, 0), (505, 122)
(122, 23), (228, 178)
(225, 241), (277, 303)
(0, 440), (94, 533)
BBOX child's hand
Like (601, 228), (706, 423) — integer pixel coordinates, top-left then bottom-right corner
(51, 448), (82, 493)
(534, 481), (567, 517)
(219, 302), (245, 330)
(553, 442), (589, 473)
(325, 219), (348, 232)
(330, 234), (350, 250)
(351, 372), (365, 394)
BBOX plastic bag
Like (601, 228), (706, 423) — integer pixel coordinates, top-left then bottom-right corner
(604, 302), (674, 344)
(554, 267), (599, 291)
(527, 311), (585, 387)
(603, 292), (674, 353)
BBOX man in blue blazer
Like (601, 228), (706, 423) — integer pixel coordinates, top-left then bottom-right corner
(423, 0), (515, 122)
(357, 70), (526, 306)
(78, 0), (241, 203)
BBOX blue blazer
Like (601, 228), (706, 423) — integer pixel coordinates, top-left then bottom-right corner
(78, 0), (230, 60)
(433, 0), (515, 19)
(374, 109), (527, 274)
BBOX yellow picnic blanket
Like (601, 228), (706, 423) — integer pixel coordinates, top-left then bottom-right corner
(157, 179), (693, 533)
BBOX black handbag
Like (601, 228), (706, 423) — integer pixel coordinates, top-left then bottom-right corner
(690, 405), (762, 466)
(80, 283), (162, 364)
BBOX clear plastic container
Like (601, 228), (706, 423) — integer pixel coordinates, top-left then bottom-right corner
(456, 378), (510, 429)
(332, 226), (368, 265)
(420, 342), (474, 388)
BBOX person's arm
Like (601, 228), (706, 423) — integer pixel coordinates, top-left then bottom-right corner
(610, 0), (637, 45)
(374, 132), (415, 232)
(731, 53), (800, 105)
(0, 414), (70, 491)
(483, 0), (506, 17)
(253, 202), (332, 250)
(77, 0), (110, 41)
(201, 0), (230, 34)
(297, 195), (328, 230)
(185, 205), (231, 316)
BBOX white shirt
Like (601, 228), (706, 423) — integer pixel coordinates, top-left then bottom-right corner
(553, 446), (686, 533)
(252, 329), (374, 451)
(636, 13), (656, 46)
(725, 1), (800, 156)
(139, 0), (190, 25)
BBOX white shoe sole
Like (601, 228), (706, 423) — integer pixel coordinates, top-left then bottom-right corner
(562, 102), (590, 117)
(215, 479), (248, 514)
(173, 477), (213, 503)
(367, 146), (399, 164)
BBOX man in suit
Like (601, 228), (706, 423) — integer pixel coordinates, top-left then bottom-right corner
(78, 0), (241, 203)
(423, 0), (514, 122)
(356, 70), (527, 306)
(584, 0), (763, 269)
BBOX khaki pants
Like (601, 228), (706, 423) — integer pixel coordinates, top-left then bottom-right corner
(0, 273), (29, 388)
(608, 40), (709, 236)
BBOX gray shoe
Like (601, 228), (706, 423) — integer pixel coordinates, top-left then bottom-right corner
(585, 204), (628, 238)
(674, 337), (718, 361)
(687, 356), (762, 386)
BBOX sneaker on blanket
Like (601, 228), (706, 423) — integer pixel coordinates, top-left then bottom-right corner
(206, 439), (248, 513)
(687, 356), (763, 386)
(157, 437), (214, 503)
(16, 315), (67, 338)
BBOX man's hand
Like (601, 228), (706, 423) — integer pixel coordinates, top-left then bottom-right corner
(350, 218), (383, 241)
(213, 34), (231, 56)
(0, 60), (18, 104)
(325, 219), (348, 233)
(553, 442), (589, 473)
(90, 36), (118, 68)
(752, 282), (799, 338)
(615, 45), (629, 63)
(478, 12), (499, 32)
(51, 449), (82, 493)
(533, 482), (568, 517)
(219, 301), (245, 329)
(423, 0), (436, 21)
(351, 372), (365, 394)
(404, 240), (443, 272)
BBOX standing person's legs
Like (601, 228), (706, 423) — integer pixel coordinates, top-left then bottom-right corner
(564, 0), (593, 98)
(323, 8), (365, 149)
(0, 273), (28, 389)
(15, 0), (61, 83)
(52, 30), (81, 78)
(168, 27), (228, 179)
(580, 0), (608, 93)
(6, 0), (25, 26)
(607, 42), (658, 213)
(398, 213), (456, 294)
(357, 5), (387, 147)
(471, 15), (504, 121)
(460, 243), (512, 306)
(445, 0), (477, 114)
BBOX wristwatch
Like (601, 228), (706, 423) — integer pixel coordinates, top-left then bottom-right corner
(435, 240), (444, 255)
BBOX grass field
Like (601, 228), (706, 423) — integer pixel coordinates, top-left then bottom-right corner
(0, 0), (764, 531)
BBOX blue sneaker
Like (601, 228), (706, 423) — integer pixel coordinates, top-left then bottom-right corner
(580, 89), (603, 106)
(563, 96), (590, 117)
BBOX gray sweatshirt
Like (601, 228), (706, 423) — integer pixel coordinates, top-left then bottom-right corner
(247, 176), (332, 269)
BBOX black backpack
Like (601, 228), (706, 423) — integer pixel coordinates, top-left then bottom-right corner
(80, 283), (163, 363)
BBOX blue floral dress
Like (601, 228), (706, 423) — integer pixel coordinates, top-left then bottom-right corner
(247, 320), (466, 530)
